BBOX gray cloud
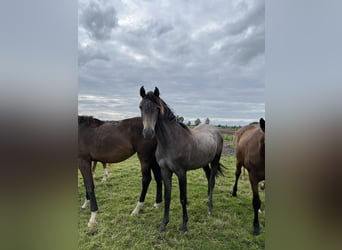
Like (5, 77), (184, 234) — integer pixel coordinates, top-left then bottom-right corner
(80, 1), (118, 41)
(127, 19), (174, 38)
(78, 45), (110, 66)
(215, 1), (265, 65)
(226, 1), (264, 36)
(78, 0), (265, 126)
(220, 25), (265, 65)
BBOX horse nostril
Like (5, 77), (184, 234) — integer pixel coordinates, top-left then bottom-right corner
(143, 128), (154, 140)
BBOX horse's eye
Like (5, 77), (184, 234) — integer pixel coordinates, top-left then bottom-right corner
(139, 105), (142, 109)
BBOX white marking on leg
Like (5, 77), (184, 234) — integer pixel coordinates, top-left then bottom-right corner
(131, 202), (144, 215)
(153, 202), (161, 209)
(102, 168), (109, 181)
(81, 199), (90, 209)
(87, 211), (98, 227)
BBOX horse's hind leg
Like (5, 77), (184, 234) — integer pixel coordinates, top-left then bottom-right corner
(250, 175), (261, 235)
(208, 162), (219, 215)
(91, 161), (97, 178)
(79, 158), (98, 227)
(203, 165), (211, 196)
(131, 159), (151, 215)
(232, 161), (243, 197)
(101, 162), (108, 181)
(151, 157), (163, 208)
(260, 180), (265, 190)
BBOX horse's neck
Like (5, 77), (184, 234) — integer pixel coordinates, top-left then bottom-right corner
(155, 118), (188, 146)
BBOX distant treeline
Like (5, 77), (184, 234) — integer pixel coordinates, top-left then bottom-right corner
(176, 115), (242, 128)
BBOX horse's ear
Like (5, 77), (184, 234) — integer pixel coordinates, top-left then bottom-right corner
(154, 87), (160, 97)
(259, 118), (265, 132)
(140, 86), (146, 97)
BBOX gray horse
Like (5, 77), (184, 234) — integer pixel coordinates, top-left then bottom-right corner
(139, 86), (224, 233)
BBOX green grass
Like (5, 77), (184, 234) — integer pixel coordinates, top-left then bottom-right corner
(223, 134), (234, 142)
(78, 155), (265, 249)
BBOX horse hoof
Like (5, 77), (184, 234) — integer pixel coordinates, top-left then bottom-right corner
(253, 227), (260, 235)
(81, 200), (90, 209)
(131, 202), (144, 216)
(179, 226), (188, 234)
(87, 221), (96, 228)
(131, 209), (140, 216)
(158, 224), (166, 232)
(153, 202), (161, 209)
(231, 192), (237, 197)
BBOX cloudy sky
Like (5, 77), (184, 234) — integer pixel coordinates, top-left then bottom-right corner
(78, 0), (265, 126)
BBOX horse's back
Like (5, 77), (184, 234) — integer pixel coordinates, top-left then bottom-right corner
(193, 124), (222, 138)
(79, 117), (144, 162)
(235, 125), (264, 177)
(185, 125), (223, 168)
(192, 125), (222, 146)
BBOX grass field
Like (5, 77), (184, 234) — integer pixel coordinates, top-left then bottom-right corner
(78, 151), (265, 249)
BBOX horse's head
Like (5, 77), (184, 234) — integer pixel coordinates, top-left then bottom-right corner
(139, 86), (162, 140)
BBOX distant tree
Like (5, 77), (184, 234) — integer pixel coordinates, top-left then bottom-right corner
(194, 118), (201, 126)
(187, 121), (191, 126)
(205, 117), (210, 124)
(176, 115), (184, 123)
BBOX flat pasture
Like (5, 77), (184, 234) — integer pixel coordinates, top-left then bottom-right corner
(78, 128), (265, 249)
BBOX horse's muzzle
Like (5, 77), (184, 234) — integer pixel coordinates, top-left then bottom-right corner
(143, 128), (155, 140)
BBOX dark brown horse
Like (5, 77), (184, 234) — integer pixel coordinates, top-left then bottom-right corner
(232, 118), (265, 235)
(78, 116), (162, 227)
(139, 87), (224, 233)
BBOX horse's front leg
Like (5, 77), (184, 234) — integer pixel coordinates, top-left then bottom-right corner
(79, 158), (98, 227)
(131, 160), (151, 215)
(159, 167), (172, 232)
(178, 171), (188, 233)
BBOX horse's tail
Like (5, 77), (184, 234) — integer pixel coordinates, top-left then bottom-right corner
(216, 162), (226, 177)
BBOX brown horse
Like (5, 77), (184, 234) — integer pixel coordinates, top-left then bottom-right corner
(232, 118), (265, 235)
(78, 116), (162, 227)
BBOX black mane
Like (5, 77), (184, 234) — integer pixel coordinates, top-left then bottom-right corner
(178, 122), (189, 129)
(78, 115), (104, 127)
(145, 91), (189, 131)
(144, 92), (174, 121)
